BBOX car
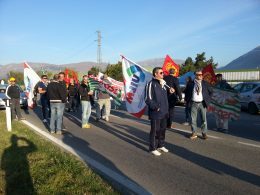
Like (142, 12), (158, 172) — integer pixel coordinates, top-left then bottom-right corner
(0, 84), (28, 109)
(233, 82), (260, 114)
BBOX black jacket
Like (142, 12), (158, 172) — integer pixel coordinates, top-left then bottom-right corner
(164, 75), (182, 107)
(185, 80), (213, 108)
(79, 83), (91, 101)
(47, 81), (67, 103)
(6, 85), (20, 99)
(68, 84), (78, 97)
(145, 78), (169, 120)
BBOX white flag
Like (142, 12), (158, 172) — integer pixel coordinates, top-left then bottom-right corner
(122, 56), (152, 118)
(24, 62), (41, 108)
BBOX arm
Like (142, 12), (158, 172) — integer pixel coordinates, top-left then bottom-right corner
(174, 78), (182, 101)
(145, 81), (159, 111)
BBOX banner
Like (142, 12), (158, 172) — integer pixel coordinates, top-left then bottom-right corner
(24, 62), (41, 108)
(162, 55), (180, 77)
(88, 74), (124, 105)
(208, 88), (241, 120)
(122, 56), (153, 118)
(202, 64), (216, 85)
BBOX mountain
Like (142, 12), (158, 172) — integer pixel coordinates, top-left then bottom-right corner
(220, 46), (260, 70)
(0, 58), (185, 79)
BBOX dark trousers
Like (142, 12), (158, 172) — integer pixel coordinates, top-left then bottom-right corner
(68, 96), (77, 111)
(10, 98), (22, 120)
(41, 97), (50, 119)
(167, 107), (175, 127)
(149, 116), (167, 151)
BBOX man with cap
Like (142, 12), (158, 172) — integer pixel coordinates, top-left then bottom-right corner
(5, 77), (25, 120)
(164, 68), (182, 129)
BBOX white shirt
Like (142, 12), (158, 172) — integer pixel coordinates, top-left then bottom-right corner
(192, 85), (203, 102)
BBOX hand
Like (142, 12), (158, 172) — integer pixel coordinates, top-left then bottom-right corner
(169, 87), (175, 93)
(88, 90), (93, 95)
(159, 79), (166, 87)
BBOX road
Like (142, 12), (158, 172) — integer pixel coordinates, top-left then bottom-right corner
(8, 106), (260, 194)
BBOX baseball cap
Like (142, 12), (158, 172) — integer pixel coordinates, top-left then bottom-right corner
(9, 77), (16, 82)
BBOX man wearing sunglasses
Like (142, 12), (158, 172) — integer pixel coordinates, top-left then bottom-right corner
(145, 67), (174, 156)
(185, 69), (213, 140)
(38, 75), (50, 123)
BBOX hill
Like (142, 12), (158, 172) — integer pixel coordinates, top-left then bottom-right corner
(220, 46), (260, 70)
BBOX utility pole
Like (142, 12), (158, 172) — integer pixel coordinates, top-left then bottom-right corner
(96, 30), (102, 67)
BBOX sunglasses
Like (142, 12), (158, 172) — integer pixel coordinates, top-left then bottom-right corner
(196, 74), (203, 76)
(158, 72), (164, 75)
(43, 78), (48, 79)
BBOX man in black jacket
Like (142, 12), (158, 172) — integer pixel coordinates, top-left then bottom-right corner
(145, 67), (175, 156)
(185, 70), (213, 140)
(47, 74), (67, 134)
(5, 77), (25, 120)
(164, 68), (182, 129)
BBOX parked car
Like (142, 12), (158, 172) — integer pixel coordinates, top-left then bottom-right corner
(0, 84), (28, 109)
(233, 82), (260, 114)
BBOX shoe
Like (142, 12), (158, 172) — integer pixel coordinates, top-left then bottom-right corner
(190, 133), (197, 139)
(56, 131), (62, 135)
(182, 122), (189, 126)
(202, 133), (208, 140)
(158, 147), (169, 153)
(43, 119), (48, 123)
(101, 116), (106, 119)
(150, 150), (161, 156)
(18, 117), (26, 121)
(50, 131), (55, 134)
(82, 123), (91, 129)
(222, 129), (229, 134)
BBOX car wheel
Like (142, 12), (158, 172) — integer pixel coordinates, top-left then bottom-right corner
(248, 102), (258, 114)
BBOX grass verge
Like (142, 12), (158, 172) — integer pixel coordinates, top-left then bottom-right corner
(0, 111), (117, 194)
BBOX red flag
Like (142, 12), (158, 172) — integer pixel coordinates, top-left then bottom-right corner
(202, 64), (216, 85)
(162, 55), (180, 77)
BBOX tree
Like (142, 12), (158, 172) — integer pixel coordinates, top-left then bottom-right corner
(88, 66), (101, 76)
(105, 62), (123, 81)
(7, 71), (24, 85)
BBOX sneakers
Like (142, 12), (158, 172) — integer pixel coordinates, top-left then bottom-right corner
(56, 131), (62, 135)
(150, 150), (161, 156)
(50, 131), (55, 134)
(158, 147), (169, 153)
(82, 123), (91, 129)
(182, 122), (190, 126)
(18, 117), (26, 121)
(202, 133), (208, 140)
(43, 119), (48, 123)
(190, 133), (198, 139)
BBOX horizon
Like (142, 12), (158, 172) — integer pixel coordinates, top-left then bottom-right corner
(0, 0), (260, 67)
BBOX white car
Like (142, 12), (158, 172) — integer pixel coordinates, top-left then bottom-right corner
(233, 82), (260, 114)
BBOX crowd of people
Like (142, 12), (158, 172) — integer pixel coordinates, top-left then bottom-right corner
(5, 68), (234, 156)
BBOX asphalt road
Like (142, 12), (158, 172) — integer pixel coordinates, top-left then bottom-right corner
(6, 106), (260, 194)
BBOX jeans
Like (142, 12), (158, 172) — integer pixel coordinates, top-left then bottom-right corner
(68, 96), (77, 111)
(96, 98), (111, 119)
(40, 97), (50, 119)
(50, 102), (65, 132)
(10, 98), (22, 120)
(81, 101), (91, 125)
(191, 102), (208, 133)
(149, 116), (167, 151)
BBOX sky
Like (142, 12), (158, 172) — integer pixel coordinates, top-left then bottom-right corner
(0, 0), (260, 67)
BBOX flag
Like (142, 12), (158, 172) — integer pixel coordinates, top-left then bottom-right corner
(202, 64), (216, 85)
(162, 55), (180, 77)
(24, 62), (41, 108)
(208, 88), (241, 120)
(122, 55), (153, 118)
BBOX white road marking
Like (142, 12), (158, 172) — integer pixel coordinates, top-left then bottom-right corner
(21, 120), (151, 195)
(237, 141), (260, 149)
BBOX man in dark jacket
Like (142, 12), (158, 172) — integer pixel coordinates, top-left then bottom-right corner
(47, 74), (67, 134)
(185, 70), (213, 140)
(145, 67), (174, 156)
(67, 78), (78, 112)
(79, 75), (93, 128)
(5, 77), (25, 120)
(164, 68), (182, 129)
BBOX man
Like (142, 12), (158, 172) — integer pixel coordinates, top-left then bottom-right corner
(47, 74), (67, 134)
(38, 75), (50, 122)
(215, 73), (233, 133)
(164, 68), (182, 129)
(58, 72), (67, 130)
(5, 77), (25, 120)
(95, 74), (111, 122)
(185, 70), (213, 140)
(67, 78), (78, 112)
(145, 67), (174, 156)
(79, 75), (93, 128)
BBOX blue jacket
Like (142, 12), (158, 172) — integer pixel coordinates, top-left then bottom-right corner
(185, 80), (213, 108)
(145, 78), (169, 119)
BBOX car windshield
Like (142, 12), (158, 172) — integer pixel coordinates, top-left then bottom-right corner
(240, 84), (257, 93)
